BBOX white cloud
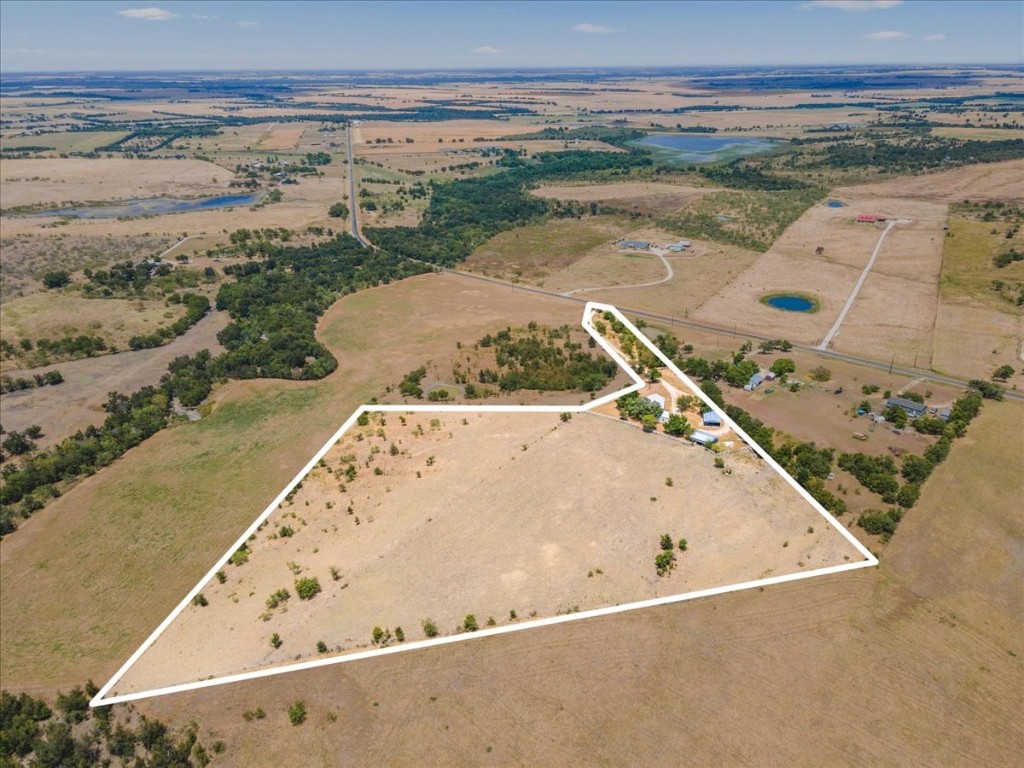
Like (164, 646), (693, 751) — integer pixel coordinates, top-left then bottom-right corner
(117, 7), (179, 21)
(237, 20), (259, 28)
(864, 30), (911, 40)
(800, 0), (902, 9)
(472, 46), (505, 55)
(572, 23), (613, 34)
(924, 33), (947, 42)
(191, 13), (218, 20)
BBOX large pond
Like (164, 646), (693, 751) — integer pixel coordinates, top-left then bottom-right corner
(764, 294), (816, 313)
(632, 134), (781, 164)
(34, 193), (263, 219)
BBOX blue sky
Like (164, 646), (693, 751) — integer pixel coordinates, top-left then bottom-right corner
(1, 0), (1021, 72)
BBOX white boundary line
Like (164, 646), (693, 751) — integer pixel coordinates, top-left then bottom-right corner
(92, 302), (876, 707)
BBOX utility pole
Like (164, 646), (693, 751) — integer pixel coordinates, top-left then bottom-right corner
(888, 354), (894, 375)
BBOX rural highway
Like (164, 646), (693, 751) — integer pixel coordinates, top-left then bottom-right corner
(440, 266), (1024, 403)
(816, 219), (898, 351)
(345, 124), (370, 247)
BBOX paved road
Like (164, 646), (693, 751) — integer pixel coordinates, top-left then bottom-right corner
(346, 125), (370, 247)
(441, 267), (1023, 403)
(816, 219), (897, 351)
(562, 251), (674, 297)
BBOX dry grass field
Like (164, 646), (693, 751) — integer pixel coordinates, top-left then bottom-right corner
(132, 400), (1022, 768)
(257, 126), (306, 151)
(0, 171), (347, 239)
(112, 408), (862, 697)
(0, 234), (174, 301)
(835, 159), (1024, 204)
(464, 216), (635, 284)
(932, 217), (1024, 380)
(0, 293), (186, 370)
(692, 197), (948, 367)
(532, 182), (711, 217)
(0, 158), (233, 208)
(0, 309), (228, 448)
(0, 273), (610, 693)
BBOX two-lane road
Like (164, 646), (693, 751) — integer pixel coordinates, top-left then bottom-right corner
(346, 124), (370, 247)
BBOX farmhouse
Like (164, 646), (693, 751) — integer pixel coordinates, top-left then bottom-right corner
(665, 240), (691, 252)
(856, 214), (877, 223)
(689, 430), (719, 447)
(645, 393), (671, 424)
(619, 240), (650, 251)
(886, 397), (928, 419)
(645, 393), (666, 410)
(743, 373), (766, 391)
(702, 410), (722, 427)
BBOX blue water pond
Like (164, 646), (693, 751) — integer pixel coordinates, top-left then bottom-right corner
(766, 295), (815, 312)
(36, 193), (262, 219)
(827, 200), (845, 208)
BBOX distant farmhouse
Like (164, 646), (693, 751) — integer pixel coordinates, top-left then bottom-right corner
(856, 214), (888, 223)
(743, 372), (766, 391)
(665, 240), (691, 252)
(886, 396), (928, 419)
(618, 240), (650, 251)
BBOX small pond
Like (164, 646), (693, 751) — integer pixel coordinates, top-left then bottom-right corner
(34, 193), (263, 219)
(827, 200), (845, 208)
(764, 294), (816, 313)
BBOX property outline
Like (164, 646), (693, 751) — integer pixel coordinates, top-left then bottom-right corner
(92, 301), (878, 707)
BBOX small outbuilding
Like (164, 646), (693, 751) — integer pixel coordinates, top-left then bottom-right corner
(744, 373), (766, 391)
(619, 240), (650, 250)
(702, 410), (722, 427)
(666, 241), (691, 252)
(689, 430), (719, 447)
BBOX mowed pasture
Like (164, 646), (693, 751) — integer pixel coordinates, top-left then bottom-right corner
(464, 216), (636, 284)
(693, 197), (948, 368)
(0, 158), (233, 208)
(0, 273), (611, 692)
(932, 217), (1024, 380)
(113, 409), (862, 697)
(0, 293), (186, 371)
(136, 401), (1023, 767)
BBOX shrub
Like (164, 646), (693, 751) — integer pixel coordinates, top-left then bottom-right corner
(295, 577), (321, 600)
(660, 533), (674, 551)
(288, 701), (307, 726)
(317, 640), (328, 653)
(655, 550), (676, 576)
(678, 538), (688, 551)
(422, 618), (439, 638)
(394, 627), (405, 642)
(808, 366), (832, 382)
(266, 588), (290, 609)
(463, 614), (479, 632)
(191, 593), (208, 607)
(857, 508), (903, 541)
(270, 633), (282, 648)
